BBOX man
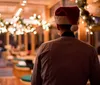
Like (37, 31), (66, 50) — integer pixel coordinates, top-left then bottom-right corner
(31, 6), (100, 85)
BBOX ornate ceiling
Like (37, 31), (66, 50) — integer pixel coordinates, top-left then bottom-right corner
(0, 0), (60, 19)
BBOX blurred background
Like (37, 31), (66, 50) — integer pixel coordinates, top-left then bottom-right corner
(0, 0), (100, 85)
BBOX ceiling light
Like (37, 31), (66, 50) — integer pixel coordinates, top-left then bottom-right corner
(15, 8), (23, 17)
(21, 3), (25, 6)
(23, 0), (27, 4)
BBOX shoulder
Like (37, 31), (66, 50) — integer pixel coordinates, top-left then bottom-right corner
(73, 39), (97, 55)
(37, 38), (60, 56)
(76, 39), (95, 50)
(42, 38), (61, 47)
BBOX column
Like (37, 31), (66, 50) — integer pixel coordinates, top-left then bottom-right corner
(44, 30), (49, 42)
(6, 32), (10, 45)
(78, 18), (87, 42)
(89, 32), (95, 46)
(24, 32), (28, 51)
(14, 33), (17, 42)
(18, 34), (21, 48)
(43, 6), (50, 42)
(43, 6), (50, 21)
(30, 32), (35, 55)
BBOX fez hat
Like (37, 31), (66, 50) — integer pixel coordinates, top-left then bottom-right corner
(55, 6), (80, 31)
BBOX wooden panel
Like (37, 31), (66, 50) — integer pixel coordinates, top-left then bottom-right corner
(0, 0), (60, 18)
(50, 1), (61, 17)
(91, 26), (100, 32)
(0, 76), (19, 85)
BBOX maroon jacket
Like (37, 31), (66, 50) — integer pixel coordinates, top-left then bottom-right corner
(31, 36), (100, 85)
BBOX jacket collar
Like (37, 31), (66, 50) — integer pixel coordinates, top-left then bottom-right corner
(61, 31), (75, 37)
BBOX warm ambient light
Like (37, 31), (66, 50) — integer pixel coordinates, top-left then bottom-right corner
(5, 21), (9, 25)
(23, 0), (27, 4)
(33, 14), (36, 17)
(86, 29), (89, 32)
(90, 32), (93, 35)
(10, 22), (13, 24)
(42, 20), (46, 25)
(14, 8), (23, 17)
(21, 0), (27, 6)
(21, 3), (25, 6)
(0, 22), (4, 26)
(31, 28), (35, 32)
(0, 13), (1, 17)
(82, 16), (86, 20)
(92, 17), (95, 20)
(38, 15), (41, 19)
(45, 28), (49, 31)
(75, 0), (78, 3)
(89, 26), (92, 29)
(29, 16), (34, 20)
(82, 21), (84, 24)
(33, 31), (37, 34)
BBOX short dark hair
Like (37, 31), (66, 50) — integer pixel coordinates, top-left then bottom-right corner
(57, 24), (72, 30)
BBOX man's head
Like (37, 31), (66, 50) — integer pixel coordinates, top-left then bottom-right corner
(55, 6), (80, 35)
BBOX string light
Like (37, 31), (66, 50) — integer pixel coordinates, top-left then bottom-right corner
(45, 28), (49, 31)
(0, 13), (51, 35)
(75, 0), (78, 3)
(0, 22), (4, 26)
(38, 15), (41, 19)
(86, 29), (89, 32)
(33, 31), (37, 34)
(13, 23), (16, 27)
(42, 20), (46, 25)
(92, 17), (95, 20)
(5, 21), (9, 25)
(29, 16), (34, 20)
(82, 21), (84, 24)
(82, 16), (86, 20)
(31, 28), (35, 32)
(33, 14), (36, 18)
(90, 31), (93, 35)
(75, 0), (100, 35)
(89, 26), (92, 29)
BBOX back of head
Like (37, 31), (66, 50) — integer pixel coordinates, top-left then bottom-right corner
(55, 6), (80, 31)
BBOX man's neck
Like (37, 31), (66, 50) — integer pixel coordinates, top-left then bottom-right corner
(60, 30), (72, 35)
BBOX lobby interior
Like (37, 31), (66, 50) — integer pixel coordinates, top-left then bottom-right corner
(0, 0), (100, 85)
